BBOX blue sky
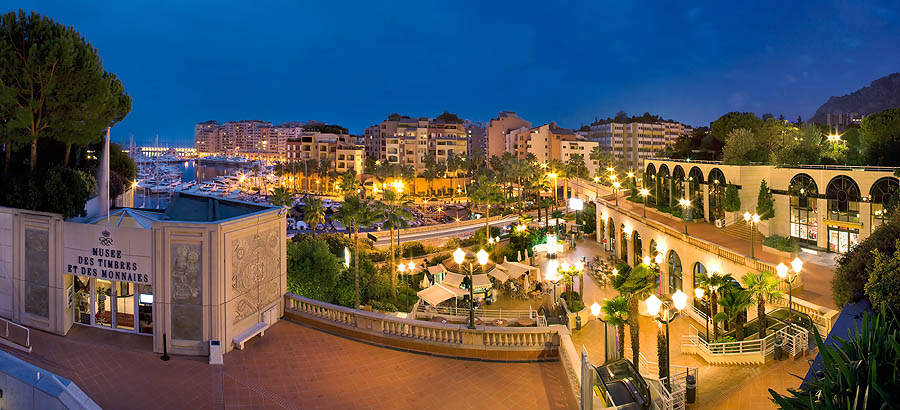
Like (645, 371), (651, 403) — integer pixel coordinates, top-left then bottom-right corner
(14, 1), (900, 145)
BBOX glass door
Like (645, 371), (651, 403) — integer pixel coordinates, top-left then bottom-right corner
(94, 279), (113, 328)
(74, 276), (92, 325)
(116, 282), (135, 331)
(138, 284), (153, 334)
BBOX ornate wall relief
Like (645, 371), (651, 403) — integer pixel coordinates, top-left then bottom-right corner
(170, 243), (202, 340)
(24, 228), (49, 318)
(231, 228), (281, 324)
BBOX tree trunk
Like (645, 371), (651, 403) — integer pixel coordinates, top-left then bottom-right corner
(757, 296), (767, 339)
(484, 204), (490, 241)
(354, 226), (360, 309)
(63, 142), (72, 168)
(629, 298), (640, 366)
(711, 292), (719, 340)
(29, 139), (37, 172)
(657, 327), (668, 381)
(736, 313), (746, 341)
(390, 226), (397, 293)
(3, 139), (10, 176)
(617, 324), (625, 358)
(578, 273), (584, 302)
(564, 178), (569, 215)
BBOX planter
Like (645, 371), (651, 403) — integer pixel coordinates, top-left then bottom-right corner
(762, 244), (795, 259)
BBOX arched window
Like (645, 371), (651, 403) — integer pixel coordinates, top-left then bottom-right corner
(644, 164), (657, 205)
(826, 176), (861, 253)
(667, 251), (682, 294)
(620, 224), (628, 263)
(672, 166), (685, 202)
(691, 262), (709, 315)
(608, 220), (617, 259)
(688, 167), (705, 218)
(826, 176), (860, 223)
(788, 174), (818, 243)
(633, 231), (643, 265)
(708, 168), (726, 220)
(658, 164), (671, 208)
(870, 177), (899, 228)
(649, 239), (658, 259)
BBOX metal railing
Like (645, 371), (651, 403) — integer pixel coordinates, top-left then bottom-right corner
(681, 323), (807, 359)
(0, 316), (32, 353)
(628, 349), (696, 410)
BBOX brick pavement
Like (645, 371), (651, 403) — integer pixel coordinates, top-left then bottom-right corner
(1, 322), (577, 410)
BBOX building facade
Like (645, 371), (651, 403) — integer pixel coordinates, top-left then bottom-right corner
(194, 120), (303, 160)
(641, 159), (899, 254)
(0, 194), (287, 356)
(363, 116), (469, 175)
(286, 132), (364, 175)
(486, 111), (532, 159)
(590, 121), (693, 169)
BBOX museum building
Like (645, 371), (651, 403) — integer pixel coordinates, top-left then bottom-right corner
(0, 193), (287, 356)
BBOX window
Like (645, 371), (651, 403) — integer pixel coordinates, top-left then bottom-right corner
(691, 263), (708, 315)
(789, 174), (818, 243)
(826, 176), (860, 223)
(667, 251), (682, 294)
(869, 177), (899, 228)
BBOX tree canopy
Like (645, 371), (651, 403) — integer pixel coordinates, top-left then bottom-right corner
(860, 108), (900, 166)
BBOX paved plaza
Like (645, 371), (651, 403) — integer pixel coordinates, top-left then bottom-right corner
(1, 321), (577, 409)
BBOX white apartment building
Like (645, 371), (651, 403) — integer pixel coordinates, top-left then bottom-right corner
(561, 139), (602, 177)
(363, 116), (468, 175)
(194, 120), (303, 159)
(590, 121), (692, 169)
(285, 132), (364, 175)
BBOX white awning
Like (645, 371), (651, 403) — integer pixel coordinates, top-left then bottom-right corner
(417, 284), (466, 306)
(442, 272), (465, 288)
(501, 261), (535, 279)
(487, 268), (509, 282)
(427, 265), (446, 275)
(472, 274), (492, 290)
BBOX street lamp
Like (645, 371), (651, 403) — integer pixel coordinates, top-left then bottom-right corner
(639, 188), (649, 217)
(454, 248), (490, 329)
(613, 181), (621, 206)
(679, 198), (691, 234)
(590, 301), (609, 363)
(593, 176), (600, 199)
(694, 287), (709, 340)
(743, 211), (760, 258)
(646, 290), (687, 390)
(546, 260), (562, 307)
(397, 261), (416, 312)
(777, 258), (802, 331)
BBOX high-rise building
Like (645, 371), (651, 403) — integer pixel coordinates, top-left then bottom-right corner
(463, 120), (486, 159)
(193, 120), (304, 159)
(363, 115), (469, 175)
(486, 111), (531, 159)
(589, 121), (692, 169)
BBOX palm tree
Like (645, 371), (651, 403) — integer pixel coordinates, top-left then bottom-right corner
(269, 186), (293, 209)
(714, 286), (753, 341)
(303, 197), (326, 237)
(590, 145), (611, 172)
(741, 271), (783, 338)
(602, 296), (629, 359)
(335, 194), (380, 308)
(339, 170), (360, 196)
(611, 263), (658, 366)
(695, 271), (734, 340)
(379, 189), (413, 293)
(551, 210), (564, 235)
(468, 175), (504, 242)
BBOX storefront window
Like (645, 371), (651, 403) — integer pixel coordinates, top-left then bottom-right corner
(672, 166), (685, 202)
(788, 174), (818, 244)
(116, 282), (135, 331)
(74, 276), (91, 325)
(870, 177), (899, 229)
(826, 176), (860, 223)
(95, 279), (113, 328)
(138, 284), (153, 334)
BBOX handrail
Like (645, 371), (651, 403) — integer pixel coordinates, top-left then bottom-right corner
(682, 323), (806, 359)
(284, 293), (558, 353)
(0, 316), (32, 353)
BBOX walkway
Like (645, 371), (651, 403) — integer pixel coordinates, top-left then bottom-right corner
(1, 322), (577, 410)
(607, 194), (838, 309)
(564, 240), (811, 410)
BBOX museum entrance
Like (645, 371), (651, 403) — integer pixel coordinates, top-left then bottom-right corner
(73, 275), (153, 335)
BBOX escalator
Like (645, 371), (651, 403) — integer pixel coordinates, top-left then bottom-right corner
(592, 359), (651, 410)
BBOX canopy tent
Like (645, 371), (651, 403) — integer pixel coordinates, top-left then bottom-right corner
(500, 261), (536, 280)
(442, 272), (465, 288)
(426, 265), (446, 285)
(471, 274), (492, 291)
(417, 284), (467, 306)
(487, 268), (509, 282)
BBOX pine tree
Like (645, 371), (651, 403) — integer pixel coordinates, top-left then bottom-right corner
(723, 184), (741, 213)
(756, 179), (775, 220)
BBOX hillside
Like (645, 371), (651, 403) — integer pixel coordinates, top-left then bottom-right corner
(809, 72), (900, 124)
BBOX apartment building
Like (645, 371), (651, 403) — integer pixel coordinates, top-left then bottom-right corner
(285, 132), (364, 175)
(193, 120), (303, 159)
(561, 139), (602, 177)
(363, 116), (469, 175)
(464, 120), (486, 159)
(590, 121), (693, 169)
(486, 111), (532, 159)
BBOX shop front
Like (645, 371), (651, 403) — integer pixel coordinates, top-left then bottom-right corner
(825, 222), (860, 254)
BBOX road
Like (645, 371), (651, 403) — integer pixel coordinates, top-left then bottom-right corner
(374, 214), (521, 245)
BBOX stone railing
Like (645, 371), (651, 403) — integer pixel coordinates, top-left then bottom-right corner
(284, 293), (559, 361)
(367, 214), (511, 239)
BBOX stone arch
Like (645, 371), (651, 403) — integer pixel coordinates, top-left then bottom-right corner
(645, 164), (657, 205)
(667, 250), (682, 294)
(688, 167), (705, 218)
(787, 173), (819, 243)
(707, 168), (726, 220)
(672, 165), (686, 201)
(869, 177), (899, 227)
(825, 175), (861, 222)
(658, 164), (671, 208)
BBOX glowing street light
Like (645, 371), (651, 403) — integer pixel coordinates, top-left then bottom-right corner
(612, 181), (621, 206)
(639, 188), (650, 217)
(645, 290), (686, 390)
(679, 198), (691, 234)
(453, 248), (489, 329)
(743, 211), (761, 258)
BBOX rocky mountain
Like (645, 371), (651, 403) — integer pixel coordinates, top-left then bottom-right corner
(809, 72), (900, 124)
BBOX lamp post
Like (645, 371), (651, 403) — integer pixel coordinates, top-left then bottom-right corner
(639, 188), (649, 217)
(593, 176), (600, 199)
(777, 258), (802, 331)
(646, 291), (687, 390)
(694, 288), (709, 340)
(613, 181), (621, 206)
(454, 248), (489, 329)
(679, 198), (691, 234)
(546, 260), (562, 307)
(590, 301), (609, 363)
(627, 172), (635, 197)
(743, 211), (760, 258)
(397, 261), (416, 312)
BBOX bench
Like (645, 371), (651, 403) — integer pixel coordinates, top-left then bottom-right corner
(233, 321), (268, 350)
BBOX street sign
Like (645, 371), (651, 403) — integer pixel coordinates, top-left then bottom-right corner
(366, 233), (378, 242)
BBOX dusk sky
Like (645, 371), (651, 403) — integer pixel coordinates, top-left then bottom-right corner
(16, 1), (900, 145)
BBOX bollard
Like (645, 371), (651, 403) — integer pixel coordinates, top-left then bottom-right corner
(685, 374), (697, 403)
(161, 333), (170, 361)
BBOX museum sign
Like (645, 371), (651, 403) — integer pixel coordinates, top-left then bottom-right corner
(63, 222), (153, 284)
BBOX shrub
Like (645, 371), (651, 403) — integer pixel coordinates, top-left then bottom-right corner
(762, 235), (798, 253)
(1, 165), (97, 218)
(286, 239), (342, 303)
(369, 300), (398, 312)
(864, 240), (900, 317)
(712, 335), (736, 344)
(833, 213), (900, 307)
(560, 290), (586, 312)
(400, 241), (426, 257)
(723, 184), (741, 212)
(291, 232), (357, 257)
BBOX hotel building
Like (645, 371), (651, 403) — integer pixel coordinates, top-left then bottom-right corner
(285, 132), (365, 175)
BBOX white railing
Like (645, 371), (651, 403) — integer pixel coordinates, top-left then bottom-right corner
(629, 349), (695, 410)
(285, 293), (557, 352)
(682, 323), (807, 360)
(0, 316), (31, 353)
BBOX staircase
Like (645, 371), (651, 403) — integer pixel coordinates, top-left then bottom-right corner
(722, 220), (763, 243)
